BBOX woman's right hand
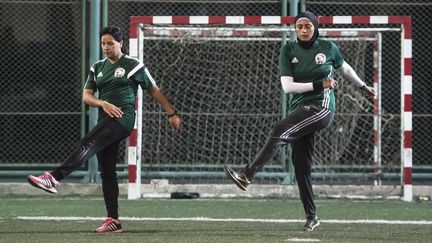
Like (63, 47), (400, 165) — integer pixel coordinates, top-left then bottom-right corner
(101, 101), (124, 118)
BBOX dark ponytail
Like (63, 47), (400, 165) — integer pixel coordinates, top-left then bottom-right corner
(100, 26), (128, 54)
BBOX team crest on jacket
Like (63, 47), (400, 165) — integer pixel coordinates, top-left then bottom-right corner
(315, 53), (326, 64)
(114, 68), (126, 77)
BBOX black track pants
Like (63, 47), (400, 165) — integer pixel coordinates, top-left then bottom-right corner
(51, 117), (130, 219)
(244, 104), (334, 217)
(292, 132), (317, 217)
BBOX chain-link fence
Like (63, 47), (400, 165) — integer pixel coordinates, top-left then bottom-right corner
(0, 0), (430, 184)
(0, 0), (82, 166)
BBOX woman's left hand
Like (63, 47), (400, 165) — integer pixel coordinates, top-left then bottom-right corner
(361, 85), (376, 97)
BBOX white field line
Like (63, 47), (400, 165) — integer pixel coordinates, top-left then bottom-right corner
(286, 238), (321, 242)
(14, 216), (432, 225)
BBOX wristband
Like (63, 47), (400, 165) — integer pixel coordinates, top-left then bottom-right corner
(313, 81), (324, 91)
(168, 111), (178, 118)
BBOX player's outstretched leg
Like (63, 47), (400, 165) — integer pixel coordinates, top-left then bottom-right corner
(303, 215), (320, 231)
(27, 172), (59, 194)
(95, 217), (123, 233)
(224, 164), (251, 191)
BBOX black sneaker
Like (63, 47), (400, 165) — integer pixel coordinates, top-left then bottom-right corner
(224, 164), (251, 191)
(303, 216), (320, 231)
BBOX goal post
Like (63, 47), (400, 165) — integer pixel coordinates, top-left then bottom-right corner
(128, 16), (412, 201)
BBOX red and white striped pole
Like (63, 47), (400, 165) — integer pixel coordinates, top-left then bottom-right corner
(127, 23), (141, 199)
(401, 17), (413, 202)
(127, 100), (140, 199)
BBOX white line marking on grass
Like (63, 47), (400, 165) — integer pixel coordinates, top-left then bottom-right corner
(323, 219), (432, 225)
(286, 238), (320, 242)
(16, 216), (432, 225)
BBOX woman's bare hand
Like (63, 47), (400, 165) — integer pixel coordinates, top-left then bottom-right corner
(101, 101), (124, 118)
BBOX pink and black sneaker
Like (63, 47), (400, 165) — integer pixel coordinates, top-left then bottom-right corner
(27, 172), (59, 194)
(95, 217), (123, 233)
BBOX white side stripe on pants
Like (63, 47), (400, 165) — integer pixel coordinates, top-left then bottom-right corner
(280, 109), (330, 140)
(322, 89), (330, 109)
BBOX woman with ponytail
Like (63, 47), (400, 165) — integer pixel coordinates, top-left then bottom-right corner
(28, 26), (181, 233)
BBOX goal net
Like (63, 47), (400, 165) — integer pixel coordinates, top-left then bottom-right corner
(128, 16), (412, 201)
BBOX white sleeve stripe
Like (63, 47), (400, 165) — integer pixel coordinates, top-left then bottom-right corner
(127, 62), (145, 79)
(144, 68), (157, 86)
(89, 67), (94, 81)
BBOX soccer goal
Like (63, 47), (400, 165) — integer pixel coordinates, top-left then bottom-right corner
(127, 16), (412, 201)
